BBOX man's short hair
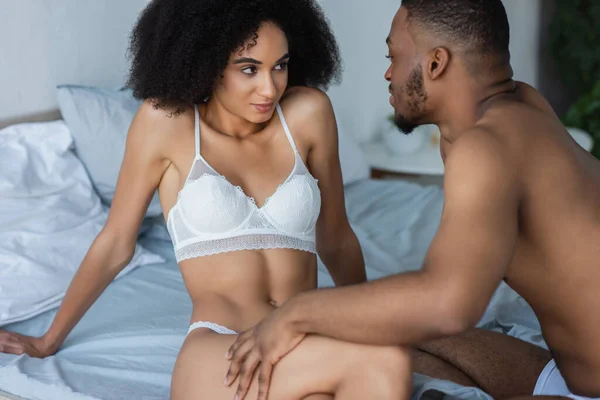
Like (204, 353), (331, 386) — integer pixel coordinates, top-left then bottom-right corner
(402, 0), (510, 58)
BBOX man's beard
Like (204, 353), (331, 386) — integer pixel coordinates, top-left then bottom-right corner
(394, 113), (419, 135)
(392, 64), (427, 135)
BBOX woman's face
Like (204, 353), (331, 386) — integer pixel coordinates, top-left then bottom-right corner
(213, 22), (290, 124)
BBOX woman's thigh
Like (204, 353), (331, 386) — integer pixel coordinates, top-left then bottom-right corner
(171, 329), (411, 400)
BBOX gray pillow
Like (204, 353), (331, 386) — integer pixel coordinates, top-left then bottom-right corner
(56, 85), (162, 219)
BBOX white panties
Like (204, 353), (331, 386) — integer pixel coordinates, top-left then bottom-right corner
(534, 359), (598, 399)
(188, 321), (238, 335)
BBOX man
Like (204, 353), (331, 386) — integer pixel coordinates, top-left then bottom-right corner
(225, 0), (600, 399)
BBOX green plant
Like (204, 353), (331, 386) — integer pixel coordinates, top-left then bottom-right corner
(563, 81), (600, 157)
(548, 0), (600, 158)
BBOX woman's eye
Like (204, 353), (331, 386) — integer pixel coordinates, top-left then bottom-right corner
(385, 54), (392, 60)
(274, 62), (289, 71)
(241, 66), (257, 75)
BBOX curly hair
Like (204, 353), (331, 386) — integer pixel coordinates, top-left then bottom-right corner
(126, 0), (342, 112)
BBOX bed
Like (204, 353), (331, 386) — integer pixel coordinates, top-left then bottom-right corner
(0, 169), (546, 400)
(0, 3), (547, 399)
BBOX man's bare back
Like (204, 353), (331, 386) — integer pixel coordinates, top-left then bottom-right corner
(499, 84), (600, 391)
(429, 82), (600, 395)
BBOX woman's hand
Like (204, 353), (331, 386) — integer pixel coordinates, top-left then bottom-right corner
(0, 330), (55, 358)
(224, 307), (306, 400)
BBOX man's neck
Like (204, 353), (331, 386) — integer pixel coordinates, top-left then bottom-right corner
(435, 74), (516, 143)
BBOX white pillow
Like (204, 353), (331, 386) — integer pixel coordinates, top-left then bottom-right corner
(56, 85), (162, 219)
(337, 121), (370, 185)
(0, 121), (164, 326)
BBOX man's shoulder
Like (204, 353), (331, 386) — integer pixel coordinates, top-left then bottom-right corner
(483, 82), (559, 129)
(444, 129), (519, 205)
(515, 81), (556, 117)
(447, 125), (517, 182)
(452, 124), (507, 157)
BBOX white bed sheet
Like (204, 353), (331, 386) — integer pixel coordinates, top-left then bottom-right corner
(0, 179), (545, 400)
(0, 390), (23, 400)
(0, 121), (163, 326)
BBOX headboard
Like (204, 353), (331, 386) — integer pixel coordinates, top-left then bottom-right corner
(0, 0), (148, 129)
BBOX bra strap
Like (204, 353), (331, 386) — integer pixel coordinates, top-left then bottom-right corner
(194, 104), (200, 158)
(276, 104), (299, 155)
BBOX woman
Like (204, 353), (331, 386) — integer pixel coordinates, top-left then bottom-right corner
(0, 1), (411, 399)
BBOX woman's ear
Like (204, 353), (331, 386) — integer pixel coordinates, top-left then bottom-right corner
(428, 47), (450, 80)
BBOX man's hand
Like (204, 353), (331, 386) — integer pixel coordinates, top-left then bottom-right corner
(0, 330), (55, 358)
(224, 308), (306, 400)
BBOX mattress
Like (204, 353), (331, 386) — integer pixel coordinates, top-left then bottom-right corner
(0, 179), (543, 400)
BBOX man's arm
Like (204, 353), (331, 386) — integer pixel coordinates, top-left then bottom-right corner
(284, 130), (520, 345)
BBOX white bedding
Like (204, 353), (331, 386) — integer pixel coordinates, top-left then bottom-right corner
(0, 390), (23, 400)
(0, 121), (163, 326)
(0, 128), (545, 399)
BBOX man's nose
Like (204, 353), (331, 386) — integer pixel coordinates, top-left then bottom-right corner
(384, 65), (392, 82)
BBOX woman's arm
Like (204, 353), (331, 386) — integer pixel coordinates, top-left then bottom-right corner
(289, 87), (366, 287)
(0, 101), (174, 357)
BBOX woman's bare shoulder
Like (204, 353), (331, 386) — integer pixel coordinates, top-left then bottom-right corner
(128, 100), (194, 154)
(279, 87), (337, 145)
(134, 100), (194, 136)
(280, 86), (332, 115)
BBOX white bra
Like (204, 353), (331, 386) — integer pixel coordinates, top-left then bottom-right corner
(166, 104), (321, 262)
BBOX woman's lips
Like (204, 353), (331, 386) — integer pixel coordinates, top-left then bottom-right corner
(253, 102), (273, 113)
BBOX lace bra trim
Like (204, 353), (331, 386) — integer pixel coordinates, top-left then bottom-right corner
(175, 235), (317, 261)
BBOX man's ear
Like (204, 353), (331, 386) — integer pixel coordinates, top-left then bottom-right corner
(427, 47), (450, 80)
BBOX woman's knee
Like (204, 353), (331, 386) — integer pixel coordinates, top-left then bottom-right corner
(271, 338), (412, 398)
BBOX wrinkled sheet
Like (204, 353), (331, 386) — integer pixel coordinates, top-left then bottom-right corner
(0, 179), (544, 400)
(0, 121), (163, 327)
